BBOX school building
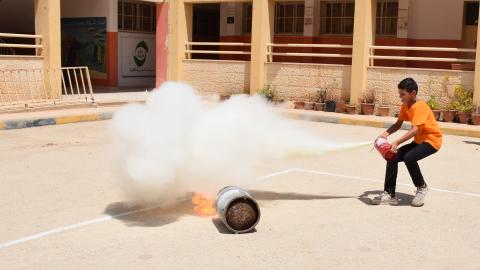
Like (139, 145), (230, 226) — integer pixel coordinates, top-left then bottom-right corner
(1, 0), (480, 110)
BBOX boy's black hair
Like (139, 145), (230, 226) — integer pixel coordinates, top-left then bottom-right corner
(398, 77), (418, 94)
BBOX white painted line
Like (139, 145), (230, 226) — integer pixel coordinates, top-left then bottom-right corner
(292, 168), (480, 198)
(0, 169), (294, 250)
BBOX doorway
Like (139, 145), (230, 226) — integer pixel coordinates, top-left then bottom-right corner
(192, 3), (220, 59)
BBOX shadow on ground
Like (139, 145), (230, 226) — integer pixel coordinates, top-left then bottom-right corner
(104, 199), (195, 227)
(248, 190), (353, 201)
(212, 190), (354, 234)
(106, 190), (361, 229)
(463, 140), (480, 147)
(358, 190), (414, 206)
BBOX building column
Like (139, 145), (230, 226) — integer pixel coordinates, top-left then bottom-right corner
(167, 0), (192, 81)
(156, 2), (169, 87)
(35, 0), (61, 96)
(349, 0), (376, 104)
(474, 4), (480, 106)
(249, 0), (274, 94)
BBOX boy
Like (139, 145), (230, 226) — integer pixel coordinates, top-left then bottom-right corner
(372, 77), (442, 207)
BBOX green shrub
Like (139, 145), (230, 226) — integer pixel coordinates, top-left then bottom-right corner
(426, 96), (441, 110)
(257, 85), (274, 102)
(450, 85), (474, 113)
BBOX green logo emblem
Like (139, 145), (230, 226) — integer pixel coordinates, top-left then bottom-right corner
(134, 41), (148, 67)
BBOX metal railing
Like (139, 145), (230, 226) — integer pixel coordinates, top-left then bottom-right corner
(0, 33), (43, 56)
(184, 42), (251, 59)
(267, 43), (353, 62)
(0, 66), (94, 111)
(369, 45), (476, 64)
(0, 38), (15, 55)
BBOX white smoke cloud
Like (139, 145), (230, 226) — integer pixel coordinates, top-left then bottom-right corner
(110, 82), (369, 204)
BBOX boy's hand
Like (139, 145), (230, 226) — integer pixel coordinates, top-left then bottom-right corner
(378, 132), (389, 139)
(389, 141), (399, 153)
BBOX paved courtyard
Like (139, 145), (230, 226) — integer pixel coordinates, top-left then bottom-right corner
(1, 120), (479, 269)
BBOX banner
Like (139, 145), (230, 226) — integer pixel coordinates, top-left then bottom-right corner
(61, 17), (107, 79)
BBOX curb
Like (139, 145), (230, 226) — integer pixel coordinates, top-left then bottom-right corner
(0, 112), (114, 130)
(282, 110), (480, 138)
(1, 109), (480, 139)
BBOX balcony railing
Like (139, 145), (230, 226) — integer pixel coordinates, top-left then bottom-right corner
(369, 45), (476, 64)
(184, 42), (251, 59)
(266, 43), (353, 62)
(0, 33), (43, 57)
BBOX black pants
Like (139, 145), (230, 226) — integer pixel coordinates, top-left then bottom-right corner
(385, 142), (437, 196)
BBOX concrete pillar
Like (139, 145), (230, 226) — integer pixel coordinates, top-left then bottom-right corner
(167, 0), (192, 81)
(35, 0), (61, 96)
(156, 2), (169, 87)
(249, 0), (274, 94)
(349, 0), (376, 104)
(474, 4), (480, 107)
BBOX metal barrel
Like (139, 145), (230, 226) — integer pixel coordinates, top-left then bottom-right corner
(215, 186), (261, 234)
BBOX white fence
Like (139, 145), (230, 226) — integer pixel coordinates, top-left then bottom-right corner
(185, 42), (251, 59)
(266, 43), (352, 62)
(369, 45), (476, 64)
(0, 66), (94, 111)
(0, 33), (43, 57)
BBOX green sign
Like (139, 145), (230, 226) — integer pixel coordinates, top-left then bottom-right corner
(134, 41), (149, 67)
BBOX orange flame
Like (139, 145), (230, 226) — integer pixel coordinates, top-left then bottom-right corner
(192, 193), (216, 216)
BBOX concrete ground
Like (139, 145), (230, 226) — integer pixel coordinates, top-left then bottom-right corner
(0, 120), (479, 269)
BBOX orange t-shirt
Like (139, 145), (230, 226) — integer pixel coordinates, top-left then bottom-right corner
(398, 100), (442, 150)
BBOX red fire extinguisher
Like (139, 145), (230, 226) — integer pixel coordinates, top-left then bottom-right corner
(374, 138), (397, 162)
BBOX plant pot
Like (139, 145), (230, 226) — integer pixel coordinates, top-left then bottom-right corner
(457, 112), (471, 124)
(442, 110), (457, 122)
(294, 101), (305, 109)
(336, 102), (346, 113)
(314, 102), (325, 111)
(377, 106), (391, 117)
(471, 113), (480, 125)
(345, 105), (356, 114)
(219, 94), (231, 101)
(432, 110), (441, 121)
(325, 101), (336, 112)
(361, 103), (375, 115)
(304, 101), (315, 110)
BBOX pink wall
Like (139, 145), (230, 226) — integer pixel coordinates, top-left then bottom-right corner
(156, 2), (169, 87)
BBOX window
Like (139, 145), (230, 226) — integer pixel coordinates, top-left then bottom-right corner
(275, 2), (305, 34)
(320, 0), (355, 35)
(376, 0), (398, 36)
(242, 2), (304, 35)
(118, 0), (156, 33)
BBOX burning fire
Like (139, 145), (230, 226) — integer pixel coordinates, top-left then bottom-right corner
(192, 193), (216, 216)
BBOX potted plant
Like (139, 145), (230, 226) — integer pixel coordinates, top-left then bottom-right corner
(257, 85), (274, 102)
(219, 90), (231, 101)
(294, 101), (305, 109)
(442, 103), (457, 123)
(472, 106), (480, 125)
(377, 106), (391, 117)
(426, 95), (441, 121)
(450, 85), (474, 124)
(314, 89), (327, 111)
(325, 99), (336, 112)
(345, 103), (356, 114)
(359, 91), (375, 115)
(304, 93), (315, 110)
(336, 99), (347, 113)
